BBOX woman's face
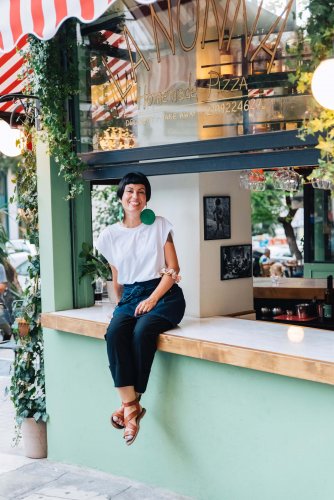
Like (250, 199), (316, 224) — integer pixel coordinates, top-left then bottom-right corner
(121, 183), (147, 216)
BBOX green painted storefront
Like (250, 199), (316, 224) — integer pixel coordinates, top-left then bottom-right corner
(43, 328), (334, 500)
(35, 1), (334, 498)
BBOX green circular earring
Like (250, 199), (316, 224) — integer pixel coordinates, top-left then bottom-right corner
(140, 208), (156, 225)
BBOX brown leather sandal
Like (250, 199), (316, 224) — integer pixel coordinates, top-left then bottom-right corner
(110, 395), (141, 430)
(111, 404), (125, 430)
(123, 398), (146, 446)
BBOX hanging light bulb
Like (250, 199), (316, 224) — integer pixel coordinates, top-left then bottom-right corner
(0, 119), (24, 157)
(311, 58), (334, 110)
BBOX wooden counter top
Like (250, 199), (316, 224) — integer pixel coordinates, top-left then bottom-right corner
(253, 277), (327, 300)
(41, 303), (334, 387)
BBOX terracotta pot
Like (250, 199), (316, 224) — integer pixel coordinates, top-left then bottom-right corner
(17, 318), (30, 337)
(22, 418), (47, 459)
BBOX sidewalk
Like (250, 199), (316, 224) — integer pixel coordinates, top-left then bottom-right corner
(0, 352), (191, 500)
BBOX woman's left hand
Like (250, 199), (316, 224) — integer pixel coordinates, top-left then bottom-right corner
(135, 297), (158, 316)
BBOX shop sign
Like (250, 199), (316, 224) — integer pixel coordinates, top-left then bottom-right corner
(79, 0), (312, 152)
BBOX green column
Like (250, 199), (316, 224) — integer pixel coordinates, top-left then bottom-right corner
(36, 138), (93, 311)
(36, 138), (73, 311)
(71, 183), (94, 308)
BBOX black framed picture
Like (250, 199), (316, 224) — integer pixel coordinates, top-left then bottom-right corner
(203, 196), (231, 240)
(221, 244), (252, 280)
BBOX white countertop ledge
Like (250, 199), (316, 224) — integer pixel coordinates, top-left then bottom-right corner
(41, 305), (334, 386)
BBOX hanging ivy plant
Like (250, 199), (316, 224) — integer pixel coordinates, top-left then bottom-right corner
(24, 21), (85, 199)
(8, 120), (48, 442)
(294, 0), (334, 183)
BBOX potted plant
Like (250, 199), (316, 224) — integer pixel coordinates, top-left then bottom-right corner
(79, 242), (115, 303)
(5, 114), (48, 458)
(8, 265), (48, 458)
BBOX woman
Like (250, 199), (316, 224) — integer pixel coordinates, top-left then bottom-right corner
(96, 172), (186, 446)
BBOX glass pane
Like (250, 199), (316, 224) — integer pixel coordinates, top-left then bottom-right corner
(313, 190), (334, 262)
(78, 0), (313, 152)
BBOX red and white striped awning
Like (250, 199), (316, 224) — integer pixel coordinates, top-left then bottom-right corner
(0, 0), (114, 55)
(0, 0), (117, 114)
(0, 36), (28, 114)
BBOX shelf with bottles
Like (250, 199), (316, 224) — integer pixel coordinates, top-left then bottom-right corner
(254, 291), (334, 331)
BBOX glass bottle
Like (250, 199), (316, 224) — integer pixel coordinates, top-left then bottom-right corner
(323, 275), (334, 320)
(94, 277), (104, 305)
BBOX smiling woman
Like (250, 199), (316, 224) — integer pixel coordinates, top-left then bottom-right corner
(96, 171), (186, 446)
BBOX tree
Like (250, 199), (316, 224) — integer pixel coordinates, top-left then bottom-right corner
(0, 153), (19, 174)
(251, 189), (284, 236)
(91, 185), (122, 240)
(251, 188), (303, 260)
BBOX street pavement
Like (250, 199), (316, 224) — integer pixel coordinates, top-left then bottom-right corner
(0, 347), (191, 500)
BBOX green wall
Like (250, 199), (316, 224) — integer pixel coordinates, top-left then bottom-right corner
(304, 263), (334, 279)
(44, 329), (334, 500)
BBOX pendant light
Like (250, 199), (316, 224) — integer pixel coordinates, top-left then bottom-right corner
(311, 58), (334, 110)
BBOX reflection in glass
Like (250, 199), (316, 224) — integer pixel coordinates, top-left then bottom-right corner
(78, 0), (314, 152)
(240, 170), (266, 191)
(311, 178), (333, 190)
(272, 168), (301, 191)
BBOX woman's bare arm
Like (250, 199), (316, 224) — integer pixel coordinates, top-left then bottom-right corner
(134, 233), (180, 316)
(111, 265), (123, 304)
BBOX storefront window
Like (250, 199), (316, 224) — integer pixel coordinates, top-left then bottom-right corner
(78, 0), (313, 153)
(312, 190), (334, 263)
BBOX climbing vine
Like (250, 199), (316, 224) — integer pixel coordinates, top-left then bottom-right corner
(9, 120), (47, 439)
(8, 20), (88, 439)
(24, 21), (85, 199)
(294, 0), (334, 183)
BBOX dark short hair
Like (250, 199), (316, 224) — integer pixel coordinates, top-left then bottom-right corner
(117, 172), (151, 201)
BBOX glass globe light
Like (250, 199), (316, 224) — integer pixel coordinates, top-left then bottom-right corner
(287, 325), (304, 343)
(0, 119), (24, 157)
(311, 58), (334, 110)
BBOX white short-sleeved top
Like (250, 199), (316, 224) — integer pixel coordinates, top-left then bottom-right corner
(96, 216), (173, 285)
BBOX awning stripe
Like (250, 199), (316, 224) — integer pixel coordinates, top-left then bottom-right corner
(55, 0), (68, 27)
(1, 0), (12, 52)
(0, 0), (114, 54)
(0, 35), (27, 114)
(81, 0), (95, 17)
(31, 0), (45, 38)
(0, 36), (26, 66)
(0, 58), (23, 86)
(10, 0), (23, 44)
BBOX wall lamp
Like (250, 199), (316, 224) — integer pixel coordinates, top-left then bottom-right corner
(311, 58), (334, 110)
(0, 93), (40, 157)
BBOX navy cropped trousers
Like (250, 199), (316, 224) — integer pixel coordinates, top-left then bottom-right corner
(105, 278), (186, 393)
(105, 313), (174, 393)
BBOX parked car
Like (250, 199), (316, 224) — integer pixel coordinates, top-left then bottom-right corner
(5, 239), (36, 256)
(268, 245), (293, 263)
(252, 246), (295, 277)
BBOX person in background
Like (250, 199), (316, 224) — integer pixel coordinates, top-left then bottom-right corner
(259, 248), (272, 276)
(96, 172), (186, 446)
(0, 263), (12, 341)
(270, 261), (288, 278)
(212, 198), (224, 235)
